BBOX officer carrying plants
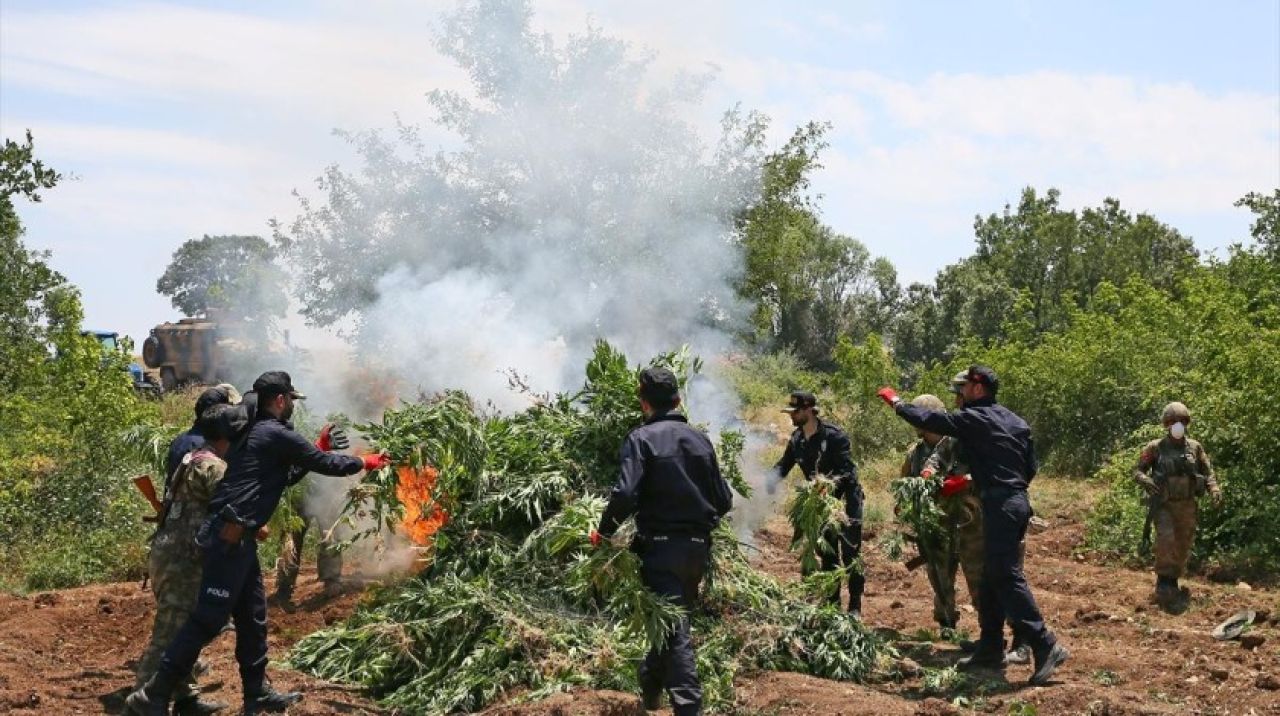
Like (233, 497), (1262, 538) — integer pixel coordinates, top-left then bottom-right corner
(771, 391), (865, 617)
(879, 366), (1068, 686)
(591, 367), (733, 716)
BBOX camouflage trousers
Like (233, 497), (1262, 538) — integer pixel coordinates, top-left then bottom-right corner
(276, 517), (343, 595)
(1154, 498), (1198, 579)
(920, 491), (987, 626)
(135, 547), (202, 699)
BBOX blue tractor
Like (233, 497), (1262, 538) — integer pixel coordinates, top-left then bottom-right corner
(83, 329), (162, 396)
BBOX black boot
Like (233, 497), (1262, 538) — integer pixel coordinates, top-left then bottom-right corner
(243, 685), (303, 715)
(172, 694), (229, 715)
(1029, 641), (1070, 685)
(957, 640), (1005, 671)
(124, 671), (178, 716)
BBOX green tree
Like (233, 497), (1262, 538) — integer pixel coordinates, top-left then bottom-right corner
(1234, 189), (1280, 261)
(156, 234), (287, 331)
(0, 131), (66, 393)
(0, 132), (155, 589)
(892, 187), (1198, 370)
(736, 123), (900, 367)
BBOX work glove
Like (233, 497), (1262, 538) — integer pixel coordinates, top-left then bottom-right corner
(362, 453), (392, 472)
(876, 387), (901, 407)
(1210, 486), (1224, 507)
(256, 526), (271, 541)
(316, 424), (350, 452)
(589, 530), (603, 548)
(940, 474), (971, 498)
(920, 467), (936, 479)
(1135, 474), (1162, 497)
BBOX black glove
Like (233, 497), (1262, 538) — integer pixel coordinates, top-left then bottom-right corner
(328, 426), (350, 451)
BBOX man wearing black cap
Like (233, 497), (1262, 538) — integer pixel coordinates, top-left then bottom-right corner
(127, 371), (391, 716)
(877, 366), (1069, 686)
(165, 384), (241, 485)
(592, 367), (733, 716)
(771, 391), (864, 616)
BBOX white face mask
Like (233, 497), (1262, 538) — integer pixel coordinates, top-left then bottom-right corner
(1169, 421), (1186, 439)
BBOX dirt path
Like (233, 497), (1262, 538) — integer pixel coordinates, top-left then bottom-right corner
(0, 573), (383, 715)
(1, 505), (1277, 715)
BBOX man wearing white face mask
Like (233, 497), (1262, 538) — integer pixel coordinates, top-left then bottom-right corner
(1134, 402), (1221, 611)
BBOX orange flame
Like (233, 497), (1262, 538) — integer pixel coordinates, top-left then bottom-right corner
(395, 464), (448, 547)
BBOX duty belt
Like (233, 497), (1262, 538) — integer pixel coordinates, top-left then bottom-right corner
(980, 485), (1024, 501)
(648, 534), (707, 544)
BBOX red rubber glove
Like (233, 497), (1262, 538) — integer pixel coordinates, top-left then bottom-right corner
(316, 424), (333, 452)
(362, 453), (391, 472)
(877, 387), (901, 406)
(940, 474), (971, 497)
(316, 424), (350, 452)
(589, 530), (603, 548)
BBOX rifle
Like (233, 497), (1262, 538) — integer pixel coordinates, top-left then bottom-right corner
(132, 475), (163, 523)
(1140, 494), (1155, 554)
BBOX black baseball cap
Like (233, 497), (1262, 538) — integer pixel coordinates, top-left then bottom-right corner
(966, 365), (999, 393)
(638, 367), (679, 402)
(251, 370), (306, 399)
(194, 385), (234, 419)
(782, 390), (817, 412)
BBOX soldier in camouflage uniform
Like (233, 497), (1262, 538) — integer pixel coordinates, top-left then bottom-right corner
(899, 394), (963, 630)
(272, 480), (346, 605)
(1134, 402), (1221, 610)
(134, 405), (237, 716)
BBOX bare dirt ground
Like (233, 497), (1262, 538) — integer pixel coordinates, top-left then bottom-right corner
(2, 498), (1278, 715)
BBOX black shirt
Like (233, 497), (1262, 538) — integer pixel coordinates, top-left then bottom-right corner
(208, 417), (364, 527)
(894, 397), (1038, 494)
(165, 428), (205, 486)
(775, 419), (858, 489)
(597, 410), (733, 538)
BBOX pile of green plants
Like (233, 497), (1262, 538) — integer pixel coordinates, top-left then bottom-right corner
(288, 341), (885, 713)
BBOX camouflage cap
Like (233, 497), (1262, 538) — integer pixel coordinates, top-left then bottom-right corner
(214, 383), (242, 405)
(948, 370), (968, 395)
(1161, 402), (1191, 424)
(194, 384), (238, 420)
(911, 393), (945, 411)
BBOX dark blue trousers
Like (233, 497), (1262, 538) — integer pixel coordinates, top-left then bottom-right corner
(157, 533), (269, 695)
(822, 483), (864, 611)
(637, 536), (709, 716)
(978, 490), (1053, 654)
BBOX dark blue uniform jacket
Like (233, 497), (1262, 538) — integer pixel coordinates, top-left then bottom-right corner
(894, 396), (1038, 494)
(208, 417), (364, 527)
(598, 411), (733, 538)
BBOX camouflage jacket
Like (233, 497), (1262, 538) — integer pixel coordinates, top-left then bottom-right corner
(900, 438), (940, 478)
(1135, 436), (1217, 501)
(923, 436), (970, 478)
(151, 448), (226, 561)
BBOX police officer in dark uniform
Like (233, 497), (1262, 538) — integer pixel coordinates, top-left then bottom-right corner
(591, 367), (733, 716)
(770, 391), (864, 616)
(878, 366), (1069, 686)
(127, 371), (391, 715)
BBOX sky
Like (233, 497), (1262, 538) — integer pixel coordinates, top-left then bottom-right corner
(2, 0), (1278, 346)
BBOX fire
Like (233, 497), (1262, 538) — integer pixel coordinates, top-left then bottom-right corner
(395, 464), (448, 547)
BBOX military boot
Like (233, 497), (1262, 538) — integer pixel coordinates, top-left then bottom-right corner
(1155, 576), (1178, 611)
(243, 685), (303, 715)
(172, 694), (229, 715)
(124, 671), (178, 716)
(957, 640), (1005, 671)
